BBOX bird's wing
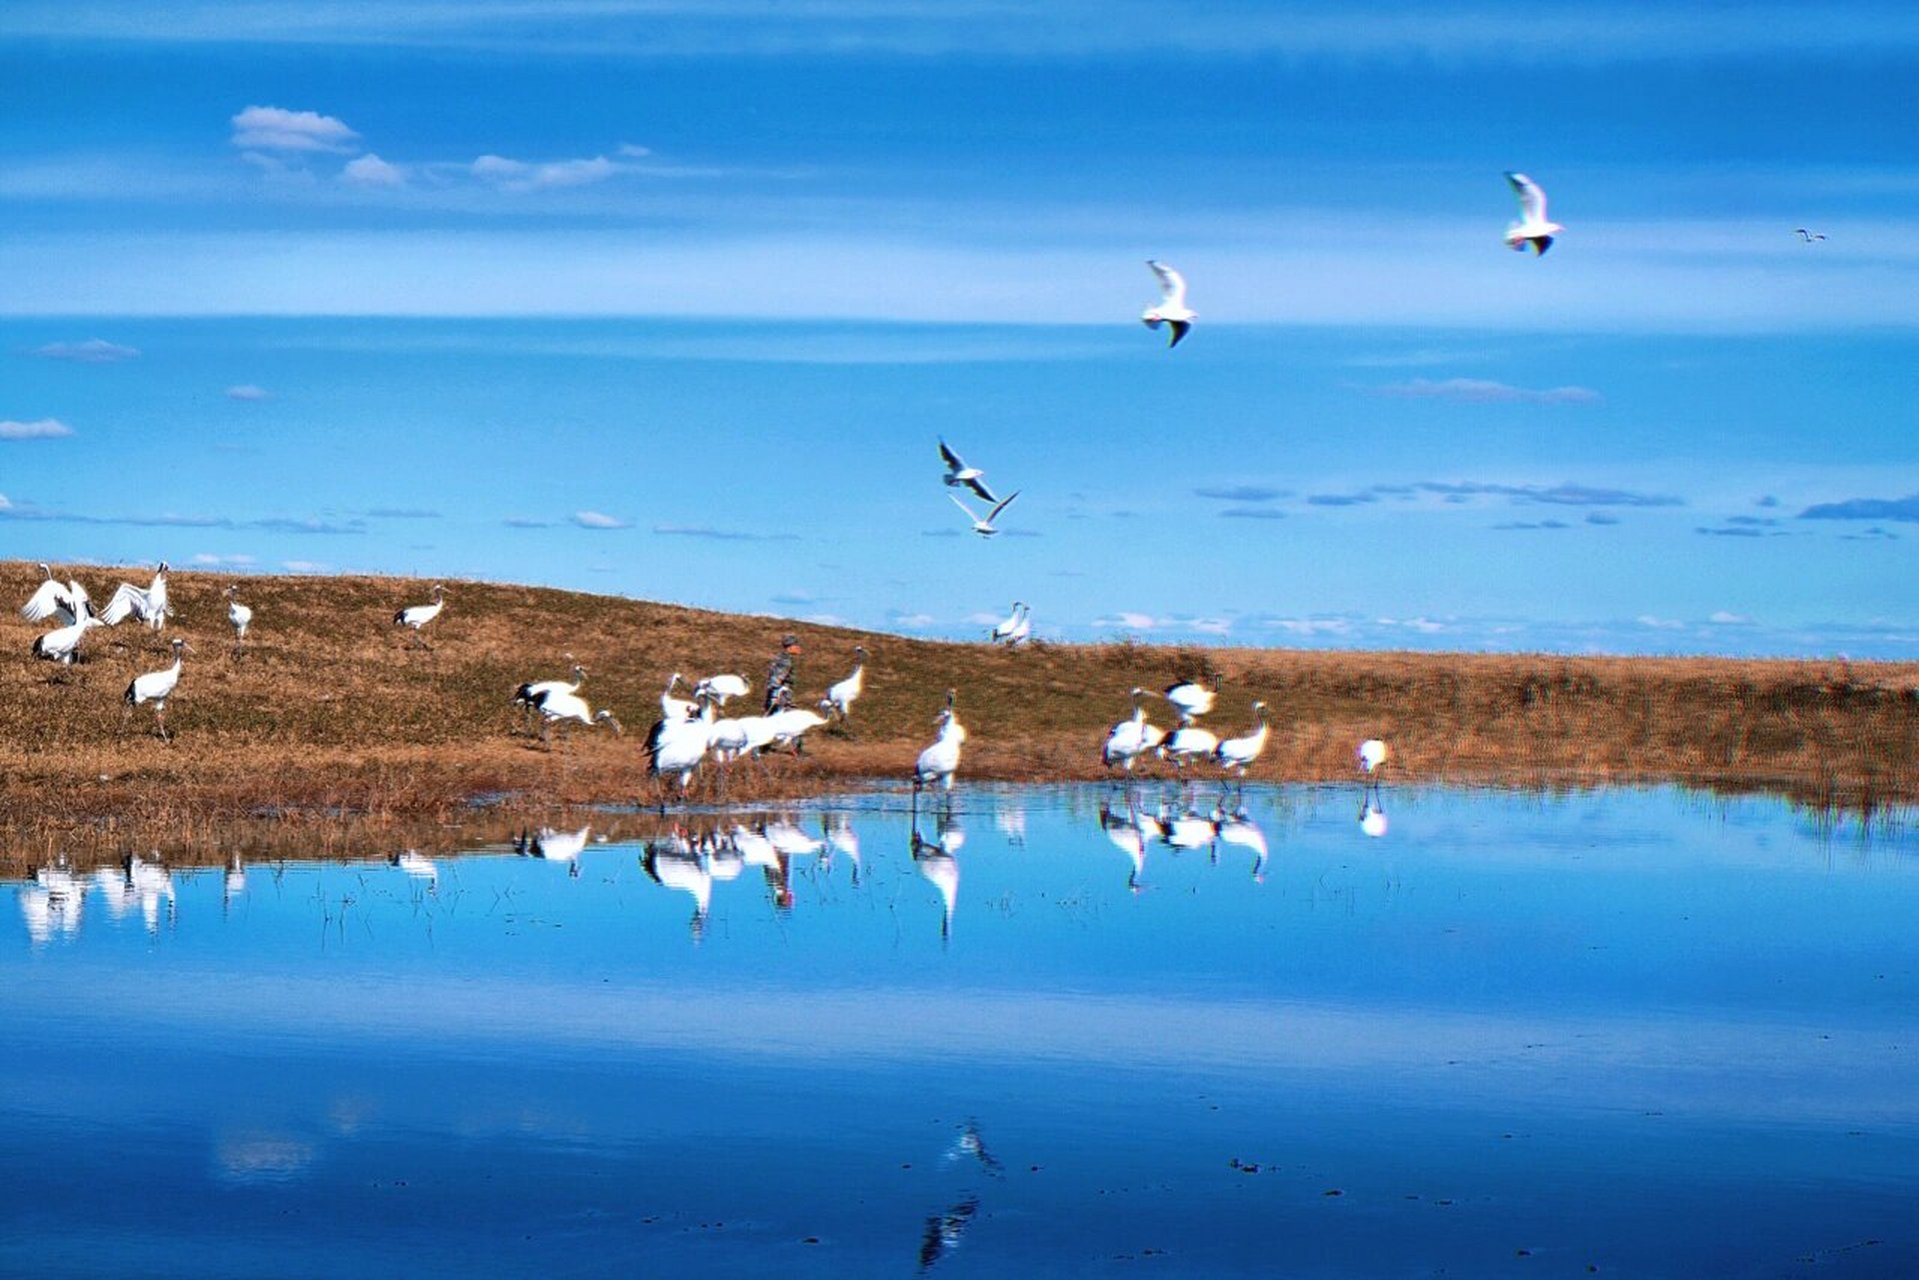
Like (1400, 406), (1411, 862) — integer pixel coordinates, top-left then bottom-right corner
(1146, 259), (1186, 307)
(1167, 319), (1191, 348)
(987, 490), (1021, 522)
(98, 583), (146, 626)
(21, 578), (65, 622)
(938, 438), (964, 471)
(948, 492), (981, 522)
(1506, 171), (1547, 223)
(964, 476), (998, 503)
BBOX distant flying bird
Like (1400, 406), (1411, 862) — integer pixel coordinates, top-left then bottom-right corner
(31, 614), (106, 667)
(820, 645), (867, 721)
(939, 439), (998, 503)
(1503, 172), (1563, 255)
(1141, 260), (1195, 347)
(125, 637), (191, 739)
(224, 584), (253, 643)
(99, 562), (171, 631)
(1793, 228), (1827, 242)
(949, 490), (1021, 538)
(1163, 677), (1216, 724)
(914, 693), (966, 793)
(21, 563), (91, 626)
(393, 584), (445, 648)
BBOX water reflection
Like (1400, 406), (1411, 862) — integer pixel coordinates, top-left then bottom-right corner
(96, 854), (176, 935)
(516, 824), (592, 875)
(391, 849), (439, 886)
(641, 829), (712, 940)
(1213, 806), (1270, 881)
(19, 864), (87, 946)
(1359, 794), (1389, 838)
(911, 815), (962, 941)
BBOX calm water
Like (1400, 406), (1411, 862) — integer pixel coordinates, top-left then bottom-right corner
(4, 783), (1916, 1278)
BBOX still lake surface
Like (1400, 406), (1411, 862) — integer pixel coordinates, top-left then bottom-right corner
(4, 782), (1916, 1278)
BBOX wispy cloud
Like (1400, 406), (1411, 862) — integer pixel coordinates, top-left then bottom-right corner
(192, 553), (258, 567)
(1306, 491), (1380, 507)
(1492, 519), (1571, 530)
(1194, 484), (1287, 503)
(225, 384), (270, 401)
(366, 507), (440, 519)
(572, 510), (632, 530)
(1798, 493), (1919, 522)
(1219, 507), (1289, 520)
(503, 516), (552, 529)
(0, 418), (75, 440)
(472, 153), (616, 192)
(1368, 377), (1602, 405)
(230, 104), (359, 154)
(1417, 481), (1680, 508)
(281, 560), (330, 573)
(0, 501), (362, 532)
(654, 523), (798, 542)
(1585, 512), (1621, 526)
(28, 338), (139, 363)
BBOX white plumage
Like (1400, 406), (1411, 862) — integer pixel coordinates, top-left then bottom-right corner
(1159, 723), (1220, 771)
(1102, 687), (1164, 772)
(659, 673), (698, 722)
(225, 584), (253, 642)
(693, 673), (750, 706)
(393, 584), (445, 646)
(125, 637), (191, 738)
(1503, 172), (1564, 255)
(914, 698), (966, 793)
(1163, 678), (1216, 724)
(647, 699), (714, 793)
(1141, 259), (1196, 348)
(514, 661), (585, 730)
(21, 563), (92, 626)
(990, 602), (1028, 644)
(31, 614), (105, 666)
(820, 645), (866, 720)
(949, 490), (1021, 538)
(1357, 738), (1389, 775)
(939, 439), (998, 503)
(1214, 701), (1270, 776)
(533, 688), (622, 744)
(99, 562), (170, 630)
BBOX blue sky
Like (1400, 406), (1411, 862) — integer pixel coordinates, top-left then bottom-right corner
(4, 1), (1918, 655)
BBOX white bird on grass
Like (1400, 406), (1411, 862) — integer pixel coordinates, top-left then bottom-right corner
(31, 614), (106, 669)
(393, 584), (445, 648)
(99, 562), (170, 631)
(693, 673), (750, 706)
(820, 645), (867, 722)
(1159, 722), (1220, 772)
(764, 706), (828, 752)
(949, 490), (1021, 538)
(1163, 677), (1216, 724)
(914, 693), (966, 794)
(1503, 172), (1563, 255)
(1102, 687), (1165, 773)
(1141, 260), (1195, 348)
(659, 673), (698, 722)
(990, 602), (1028, 644)
(938, 439), (998, 503)
(124, 637), (191, 739)
(21, 563), (92, 626)
(533, 688), (622, 746)
(224, 584), (253, 645)
(513, 659), (585, 732)
(1214, 701), (1270, 778)
(647, 698), (715, 799)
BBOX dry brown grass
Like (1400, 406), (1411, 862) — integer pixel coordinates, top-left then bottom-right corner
(4, 561), (1917, 865)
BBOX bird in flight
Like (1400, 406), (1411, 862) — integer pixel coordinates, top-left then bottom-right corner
(949, 490), (1021, 537)
(938, 439), (997, 502)
(1793, 228), (1827, 242)
(1503, 172), (1564, 256)
(1141, 259), (1195, 348)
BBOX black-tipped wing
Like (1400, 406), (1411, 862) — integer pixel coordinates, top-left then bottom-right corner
(987, 490), (1021, 523)
(938, 438), (964, 470)
(1167, 319), (1191, 348)
(964, 476), (997, 503)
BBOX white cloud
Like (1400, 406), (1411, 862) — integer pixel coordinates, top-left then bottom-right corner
(616, 143), (652, 159)
(472, 153), (616, 192)
(341, 153), (406, 188)
(572, 510), (631, 529)
(890, 611), (935, 628)
(30, 338), (139, 362)
(0, 494), (11, 510)
(0, 418), (75, 440)
(192, 553), (258, 567)
(803, 612), (847, 627)
(1370, 378), (1603, 405)
(225, 384), (270, 401)
(1636, 614), (1686, 630)
(281, 560), (329, 573)
(230, 105), (359, 154)
(1709, 611), (1753, 625)
(1261, 617), (1355, 636)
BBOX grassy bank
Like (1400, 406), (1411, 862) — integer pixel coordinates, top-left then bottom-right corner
(4, 562), (1917, 852)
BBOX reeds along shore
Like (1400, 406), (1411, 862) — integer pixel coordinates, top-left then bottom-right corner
(3, 563), (1918, 857)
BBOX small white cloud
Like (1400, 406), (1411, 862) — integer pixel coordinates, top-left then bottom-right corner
(341, 153), (406, 188)
(472, 153), (615, 192)
(504, 516), (552, 529)
(1261, 617), (1355, 636)
(1117, 611), (1158, 630)
(965, 611), (1002, 625)
(192, 553), (257, 567)
(282, 560), (329, 573)
(803, 612), (847, 627)
(1709, 610), (1752, 625)
(225, 384), (270, 401)
(0, 494), (11, 510)
(1190, 617), (1234, 636)
(31, 338), (140, 363)
(230, 105), (359, 154)
(1371, 377), (1602, 405)
(616, 143), (653, 159)
(1636, 614), (1686, 630)
(0, 418), (74, 440)
(572, 510), (630, 530)
(891, 612), (935, 628)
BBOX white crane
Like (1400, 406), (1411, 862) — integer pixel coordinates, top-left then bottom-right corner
(532, 688), (622, 746)
(707, 713), (775, 764)
(124, 637), (191, 738)
(1357, 738), (1389, 777)
(393, 583), (445, 648)
(1003, 608), (1032, 646)
(990, 602), (1028, 644)
(513, 659), (585, 733)
(1141, 259), (1196, 347)
(1159, 722), (1220, 772)
(99, 562), (170, 631)
(224, 584), (253, 645)
(21, 563), (91, 626)
(914, 692), (966, 794)
(1503, 171), (1564, 255)
(1163, 677), (1216, 724)
(1214, 701), (1270, 778)
(693, 673), (750, 706)
(659, 672), (698, 722)
(938, 439), (998, 503)
(764, 706), (828, 751)
(647, 697), (714, 799)
(948, 490), (1021, 538)
(819, 645), (866, 721)
(1102, 687), (1165, 774)
(31, 614), (106, 668)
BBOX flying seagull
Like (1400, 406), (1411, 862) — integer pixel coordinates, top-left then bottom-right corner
(1503, 172), (1563, 256)
(1793, 228), (1827, 242)
(949, 490), (1020, 537)
(1141, 260), (1195, 347)
(938, 439), (997, 503)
